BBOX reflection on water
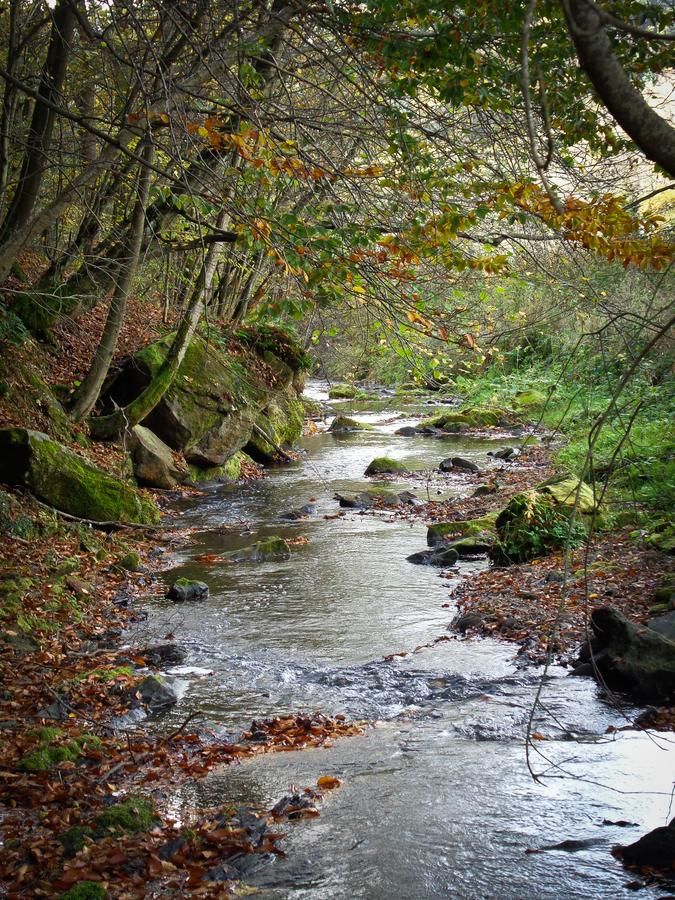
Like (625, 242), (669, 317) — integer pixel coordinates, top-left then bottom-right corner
(131, 386), (674, 899)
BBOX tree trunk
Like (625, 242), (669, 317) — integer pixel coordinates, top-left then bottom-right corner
(90, 207), (229, 439)
(0, 0), (77, 242)
(0, 0), (20, 206)
(70, 139), (154, 422)
(562, 0), (675, 177)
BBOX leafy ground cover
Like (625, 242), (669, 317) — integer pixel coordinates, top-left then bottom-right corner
(0, 489), (365, 898)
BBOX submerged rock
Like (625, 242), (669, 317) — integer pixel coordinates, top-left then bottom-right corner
(395, 425), (418, 437)
(278, 503), (317, 520)
(166, 578), (209, 603)
(226, 536), (291, 562)
(364, 456), (408, 476)
(0, 427), (159, 524)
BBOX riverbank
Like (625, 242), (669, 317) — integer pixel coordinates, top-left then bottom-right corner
(1, 374), (673, 897)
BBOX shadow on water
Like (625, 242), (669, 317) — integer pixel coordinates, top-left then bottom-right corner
(129, 385), (674, 899)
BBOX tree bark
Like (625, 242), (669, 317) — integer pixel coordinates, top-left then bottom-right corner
(0, 0), (77, 242)
(90, 207), (229, 439)
(70, 139), (154, 421)
(562, 0), (675, 177)
(0, 0), (20, 205)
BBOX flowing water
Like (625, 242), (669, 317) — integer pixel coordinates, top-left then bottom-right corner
(130, 384), (674, 899)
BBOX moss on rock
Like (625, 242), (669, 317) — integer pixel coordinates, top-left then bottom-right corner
(328, 383), (368, 400)
(427, 511), (499, 546)
(19, 729), (102, 771)
(418, 407), (509, 431)
(95, 796), (158, 834)
(329, 415), (373, 433)
(0, 428), (159, 524)
(364, 456), (408, 476)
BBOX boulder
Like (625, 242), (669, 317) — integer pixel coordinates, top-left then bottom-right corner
(616, 818), (675, 871)
(129, 424), (188, 489)
(166, 578), (209, 603)
(395, 426), (418, 437)
(137, 675), (179, 710)
(279, 503), (317, 520)
(445, 534), (494, 556)
(472, 482), (499, 497)
(407, 547), (459, 567)
(364, 456), (408, 476)
(0, 428), (159, 524)
(416, 407), (512, 432)
(440, 456), (480, 473)
(138, 643), (188, 667)
(647, 610), (675, 641)
(328, 383), (367, 400)
(427, 512), (498, 546)
(245, 392), (305, 464)
(329, 415), (372, 433)
(492, 478), (593, 563)
(489, 447), (520, 461)
(574, 607), (675, 704)
(103, 333), (303, 468)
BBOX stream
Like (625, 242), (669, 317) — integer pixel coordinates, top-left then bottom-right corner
(130, 384), (674, 899)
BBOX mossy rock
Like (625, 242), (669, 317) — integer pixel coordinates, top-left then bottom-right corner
(646, 523), (675, 554)
(329, 415), (373, 433)
(118, 551), (141, 572)
(246, 393), (305, 463)
(188, 451), (248, 483)
(513, 389), (547, 409)
(418, 406), (509, 431)
(493, 489), (588, 564)
(427, 511), (499, 546)
(0, 428), (159, 525)
(60, 882), (107, 900)
(537, 474), (597, 514)
(328, 383), (367, 400)
(365, 456), (408, 476)
(95, 796), (159, 834)
(225, 535), (292, 563)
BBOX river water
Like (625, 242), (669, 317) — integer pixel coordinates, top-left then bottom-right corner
(131, 384), (674, 899)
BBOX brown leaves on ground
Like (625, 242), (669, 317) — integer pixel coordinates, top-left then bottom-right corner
(450, 530), (673, 666)
(0, 493), (364, 898)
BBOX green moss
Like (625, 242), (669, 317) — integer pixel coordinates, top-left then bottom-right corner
(418, 407), (508, 430)
(77, 666), (134, 682)
(59, 881), (106, 900)
(247, 393), (304, 463)
(329, 415), (373, 433)
(58, 826), (94, 857)
(95, 796), (158, 834)
(254, 536), (291, 559)
(328, 383), (367, 400)
(18, 729), (101, 771)
(0, 428), (159, 525)
(118, 551), (141, 572)
(427, 511), (499, 546)
(513, 389), (547, 409)
(188, 451), (246, 483)
(364, 456), (408, 475)
(493, 490), (588, 564)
